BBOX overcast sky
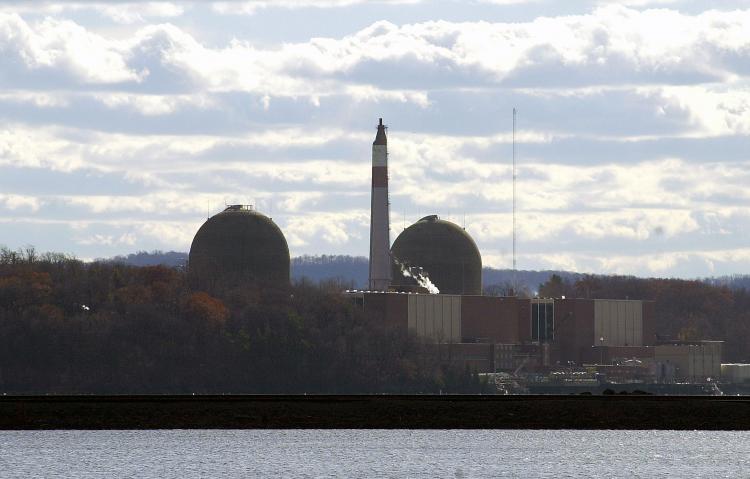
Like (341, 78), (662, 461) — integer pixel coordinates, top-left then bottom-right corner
(1, 0), (749, 277)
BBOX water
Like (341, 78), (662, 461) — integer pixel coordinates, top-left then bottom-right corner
(1, 429), (748, 478)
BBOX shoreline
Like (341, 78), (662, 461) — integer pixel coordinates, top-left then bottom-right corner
(2, 394), (750, 430)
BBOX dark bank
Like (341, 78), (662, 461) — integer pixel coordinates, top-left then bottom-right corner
(3, 395), (750, 430)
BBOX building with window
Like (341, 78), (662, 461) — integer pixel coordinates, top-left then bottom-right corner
(345, 292), (657, 372)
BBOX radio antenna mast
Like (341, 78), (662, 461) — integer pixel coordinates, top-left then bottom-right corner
(512, 107), (517, 296)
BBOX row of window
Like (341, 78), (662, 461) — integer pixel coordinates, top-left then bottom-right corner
(531, 301), (554, 342)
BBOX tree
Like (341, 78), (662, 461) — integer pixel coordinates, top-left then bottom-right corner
(539, 274), (571, 298)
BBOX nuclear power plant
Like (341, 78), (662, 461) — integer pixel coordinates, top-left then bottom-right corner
(188, 204), (290, 293)
(187, 118), (726, 393)
(391, 215), (483, 295)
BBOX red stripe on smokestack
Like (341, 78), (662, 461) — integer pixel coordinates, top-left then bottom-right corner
(372, 167), (388, 188)
(369, 117), (391, 291)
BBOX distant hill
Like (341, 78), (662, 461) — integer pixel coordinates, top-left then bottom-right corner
(106, 251), (576, 292)
(108, 251), (188, 268)
(104, 251), (750, 293)
(291, 255), (368, 288)
(704, 274), (750, 290)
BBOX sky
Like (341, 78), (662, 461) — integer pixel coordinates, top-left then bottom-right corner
(1, 0), (749, 277)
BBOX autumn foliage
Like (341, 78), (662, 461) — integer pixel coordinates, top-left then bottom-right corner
(184, 292), (229, 325)
(0, 247), (477, 394)
(2, 245), (749, 394)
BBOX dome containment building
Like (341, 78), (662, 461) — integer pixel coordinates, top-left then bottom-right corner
(390, 215), (483, 295)
(188, 205), (290, 292)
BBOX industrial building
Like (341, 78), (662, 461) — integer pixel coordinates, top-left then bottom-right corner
(722, 363), (750, 384)
(348, 289), (729, 390)
(347, 292), (658, 367)
(183, 117), (728, 393)
(353, 117), (725, 392)
(391, 215), (483, 295)
(188, 204), (290, 292)
(653, 341), (723, 382)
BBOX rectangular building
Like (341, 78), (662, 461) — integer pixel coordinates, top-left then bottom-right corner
(346, 292), (656, 369)
(461, 296), (525, 343)
(593, 299), (643, 347)
(554, 298), (655, 365)
(654, 341), (722, 382)
(407, 293), (462, 343)
(721, 364), (750, 384)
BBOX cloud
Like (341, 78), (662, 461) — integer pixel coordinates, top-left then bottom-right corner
(0, 194), (42, 212)
(284, 211), (368, 248)
(478, 0), (544, 4)
(92, 92), (217, 116)
(210, 0), (419, 15)
(563, 247), (750, 277)
(0, 2), (185, 24)
(0, 13), (143, 86)
(134, 221), (198, 248)
(4, 7), (750, 96)
(1, 4), (750, 277)
(77, 232), (137, 246)
(594, 0), (681, 5)
(653, 84), (750, 136)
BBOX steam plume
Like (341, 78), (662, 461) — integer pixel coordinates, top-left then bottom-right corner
(394, 257), (440, 294)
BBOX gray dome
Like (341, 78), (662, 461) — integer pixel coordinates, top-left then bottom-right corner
(391, 215), (482, 295)
(188, 205), (290, 292)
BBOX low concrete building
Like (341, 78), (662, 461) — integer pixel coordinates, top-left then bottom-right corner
(721, 363), (750, 384)
(407, 293), (462, 343)
(654, 341), (723, 382)
(593, 299), (644, 347)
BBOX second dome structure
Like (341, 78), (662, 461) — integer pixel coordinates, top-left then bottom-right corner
(390, 215), (483, 295)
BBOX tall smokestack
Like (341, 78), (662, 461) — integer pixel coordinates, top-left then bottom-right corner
(369, 118), (391, 291)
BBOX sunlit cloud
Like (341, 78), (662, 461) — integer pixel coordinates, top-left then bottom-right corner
(0, 3), (749, 277)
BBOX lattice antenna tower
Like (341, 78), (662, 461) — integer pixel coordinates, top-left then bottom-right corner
(512, 107), (517, 296)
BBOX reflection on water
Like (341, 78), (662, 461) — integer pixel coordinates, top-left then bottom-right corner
(2, 429), (749, 478)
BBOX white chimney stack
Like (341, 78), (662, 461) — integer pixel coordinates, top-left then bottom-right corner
(368, 118), (391, 291)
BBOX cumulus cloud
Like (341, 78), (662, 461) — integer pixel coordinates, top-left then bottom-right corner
(0, 13), (143, 85)
(4, 7), (750, 95)
(594, 0), (681, 5)
(77, 232), (137, 246)
(284, 211), (368, 248)
(652, 84), (750, 136)
(0, 194), (42, 212)
(1, 4), (750, 277)
(210, 0), (419, 15)
(0, 2), (185, 24)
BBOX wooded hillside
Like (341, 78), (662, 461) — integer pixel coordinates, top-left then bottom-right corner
(2, 247), (749, 394)
(0, 247), (485, 394)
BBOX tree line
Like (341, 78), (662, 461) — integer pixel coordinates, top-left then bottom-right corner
(3, 245), (749, 394)
(0, 247), (486, 394)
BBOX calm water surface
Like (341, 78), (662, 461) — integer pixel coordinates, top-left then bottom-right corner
(1, 429), (748, 478)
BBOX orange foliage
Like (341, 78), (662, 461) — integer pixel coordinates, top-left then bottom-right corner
(184, 292), (229, 326)
(139, 265), (179, 286)
(0, 271), (52, 308)
(114, 284), (152, 306)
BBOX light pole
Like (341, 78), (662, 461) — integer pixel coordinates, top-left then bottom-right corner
(599, 337), (606, 365)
